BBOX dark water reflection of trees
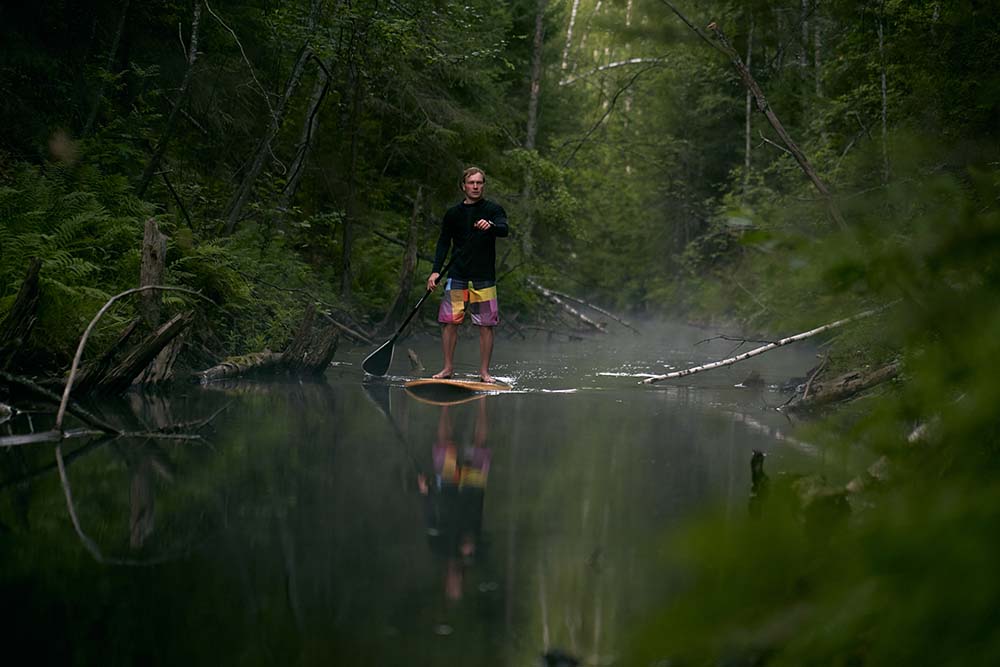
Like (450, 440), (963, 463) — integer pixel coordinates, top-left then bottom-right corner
(0, 340), (821, 665)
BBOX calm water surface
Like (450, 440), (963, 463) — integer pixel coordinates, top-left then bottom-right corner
(1, 321), (842, 665)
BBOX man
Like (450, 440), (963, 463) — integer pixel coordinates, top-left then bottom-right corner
(427, 167), (509, 383)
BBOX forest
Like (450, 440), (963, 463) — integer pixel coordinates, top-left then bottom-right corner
(2, 0), (1000, 664)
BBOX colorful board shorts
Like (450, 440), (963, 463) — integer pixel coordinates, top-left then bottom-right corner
(438, 278), (499, 326)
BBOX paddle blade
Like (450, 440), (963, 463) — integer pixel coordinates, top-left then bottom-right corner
(362, 338), (395, 376)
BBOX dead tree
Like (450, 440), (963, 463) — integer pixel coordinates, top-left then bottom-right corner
(136, 0), (203, 197)
(195, 304), (339, 382)
(644, 305), (891, 384)
(75, 311), (195, 395)
(527, 278), (606, 333)
(378, 186), (422, 333)
(223, 0), (322, 234)
(787, 361), (900, 412)
(0, 259), (42, 370)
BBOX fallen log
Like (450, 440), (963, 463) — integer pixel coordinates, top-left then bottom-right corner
(196, 304), (339, 382)
(787, 361), (901, 412)
(73, 317), (142, 392)
(527, 277), (606, 333)
(196, 351), (284, 383)
(534, 283), (639, 334)
(644, 304), (892, 384)
(81, 311), (194, 395)
(56, 285), (213, 431)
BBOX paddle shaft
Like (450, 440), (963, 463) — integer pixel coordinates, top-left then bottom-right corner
(387, 252), (455, 342)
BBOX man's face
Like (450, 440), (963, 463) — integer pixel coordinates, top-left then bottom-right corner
(463, 173), (485, 202)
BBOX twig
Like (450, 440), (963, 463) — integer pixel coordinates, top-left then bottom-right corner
(758, 130), (792, 155)
(562, 63), (661, 166)
(695, 334), (776, 347)
(56, 286), (213, 430)
(801, 354), (829, 401)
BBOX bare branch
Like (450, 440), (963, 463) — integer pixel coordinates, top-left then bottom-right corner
(204, 0), (276, 119)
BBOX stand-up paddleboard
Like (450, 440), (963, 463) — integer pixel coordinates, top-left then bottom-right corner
(404, 378), (512, 406)
(404, 378), (512, 392)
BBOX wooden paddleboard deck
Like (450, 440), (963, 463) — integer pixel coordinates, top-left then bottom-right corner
(404, 378), (512, 392)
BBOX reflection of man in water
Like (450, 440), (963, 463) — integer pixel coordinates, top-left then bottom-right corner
(417, 399), (490, 602)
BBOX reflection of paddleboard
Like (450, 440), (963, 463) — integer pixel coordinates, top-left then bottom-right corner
(404, 378), (511, 406)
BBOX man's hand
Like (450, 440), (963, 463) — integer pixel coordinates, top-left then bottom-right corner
(474, 218), (493, 231)
(427, 272), (441, 291)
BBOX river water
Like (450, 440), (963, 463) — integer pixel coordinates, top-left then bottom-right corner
(1, 321), (838, 665)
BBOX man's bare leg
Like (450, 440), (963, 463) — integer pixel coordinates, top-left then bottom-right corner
(478, 325), (495, 383)
(433, 324), (458, 378)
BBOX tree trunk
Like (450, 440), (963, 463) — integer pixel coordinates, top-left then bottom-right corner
(224, 43), (313, 234)
(83, 0), (131, 137)
(136, 0), (202, 197)
(281, 57), (333, 210)
(527, 278), (606, 333)
(878, 4), (890, 185)
(707, 21), (846, 230)
(788, 361), (900, 411)
(340, 62), (362, 298)
(520, 0), (547, 259)
(743, 12), (754, 197)
(139, 218), (168, 328)
(644, 305), (890, 384)
(561, 0), (580, 71)
(282, 304), (339, 375)
(91, 311), (195, 395)
(379, 186), (422, 333)
(0, 259), (42, 371)
(196, 305), (338, 381)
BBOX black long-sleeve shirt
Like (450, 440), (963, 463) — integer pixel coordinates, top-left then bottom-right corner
(432, 198), (509, 281)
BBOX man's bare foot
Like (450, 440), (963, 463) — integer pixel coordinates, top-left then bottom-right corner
(479, 372), (495, 384)
(432, 369), (453, 379)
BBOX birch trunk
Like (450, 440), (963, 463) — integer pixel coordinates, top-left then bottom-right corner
(561, 0), (580, 71)
(643, 305), (889, 384)
(521, 0), (547, 258)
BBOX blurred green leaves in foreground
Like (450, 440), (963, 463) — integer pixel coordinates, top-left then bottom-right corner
(628, 153), (1000, 666)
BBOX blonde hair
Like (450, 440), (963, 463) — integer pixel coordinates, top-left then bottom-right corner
(461, 166), (485, 185)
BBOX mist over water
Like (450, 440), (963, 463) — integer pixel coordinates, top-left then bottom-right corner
(2, 320), (834, 665)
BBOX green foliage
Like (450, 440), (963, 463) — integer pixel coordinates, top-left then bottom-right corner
(0, 163), (151, 359)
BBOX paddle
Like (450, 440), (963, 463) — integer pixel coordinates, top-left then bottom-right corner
(362, 249), (460, 376)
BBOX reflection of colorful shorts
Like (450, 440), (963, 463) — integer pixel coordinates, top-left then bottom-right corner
(438, 278), (499, 326)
